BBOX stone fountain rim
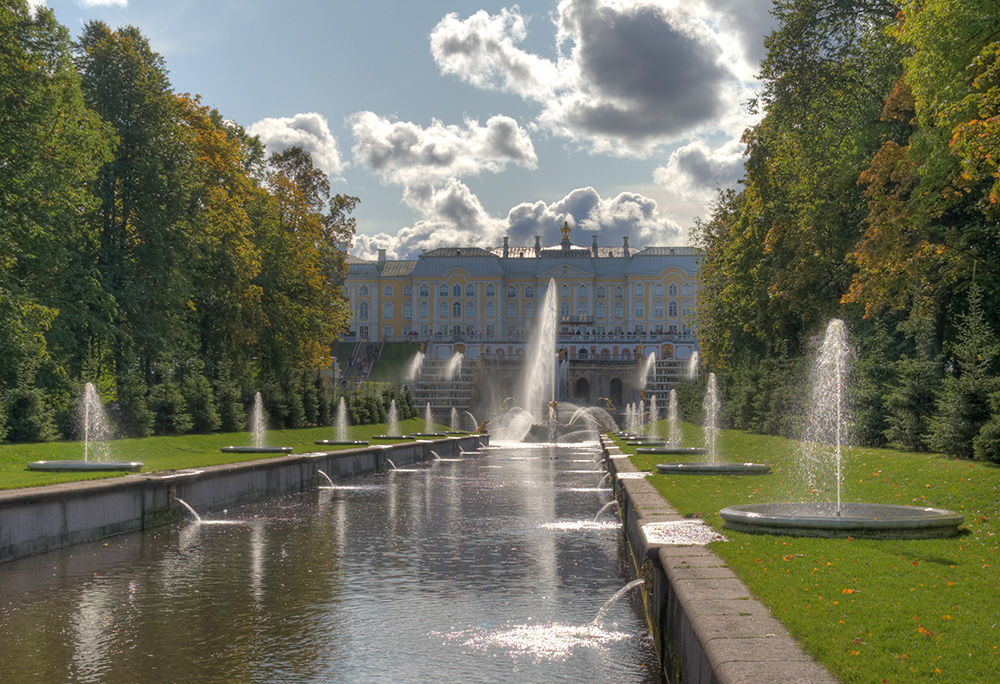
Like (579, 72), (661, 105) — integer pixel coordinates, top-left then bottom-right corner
(636, 446), (708, 455)
(719, 502), (965, 538)
(27, 460), (144, 472)
(219, 446), (294, 453)
(656, 462), (771, 475)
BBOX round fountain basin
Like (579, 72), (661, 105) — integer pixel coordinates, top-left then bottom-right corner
(719, 502), (965, 539)
(626, 440), (666, 447)
(656, 462), (770, 475)
(219, 446), (293, 453)
(314, 440), (369, 446)
(27, 460), (143, 472)
(371, 435), (408, 441)
(406, 432), (448, 438)
(635, 446), (707, 456)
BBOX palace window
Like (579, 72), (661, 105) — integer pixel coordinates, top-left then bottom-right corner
(452, 301), (462, 318)
(452, 283), (462, 297)
(486, 284), (495, 297)
(439, 300), (448, 319)
(403, 284), (412, 296)
(613, 285), (624, 298)
(654, 283), (664, 297)
(403, 302), (412, 320)
(654, 300), (664, 318)
(525, 286), (534, 298)
(485, 300), (496, 319)
(577, 299), (588, 317)
(382, 301), (393, 320)
(560, 301), (570, 319)
(359, 285), (369, 296)
(682, 282), (692, 296)
(525, 302), (534, 319)
(633, 283), (645, 296)
(439, 284), (448, 296)
(634, 301), (645, 318)
(613, 301), (624, 319)
(465, 284), (475, 297)
(383, 284), (392, 297)
(596, 285), (606, 299)
(668, 301), (678, 317)
(595, 301), (606, 319)
(465, 300), (475, 319)
(419, 283), (429, 297)
(358, 301), (369, 320)
(506, 301), (516, 319)
(668, 283), (678, 297)
(507, 285), (517, 298)
(419, 301), (429, 319)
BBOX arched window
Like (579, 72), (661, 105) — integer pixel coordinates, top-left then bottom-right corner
(613, 301), (624, 319)
(486, 284), (495, 297)
(633, 283), (645, 296)
(419, 301), (429, 319)
(465, 284), (475, 297)
(613, 285), (624, 298)
(439, 300), (448, 319)
(452, 301), (462, 318)
(452, 324), (462, 335)
(560, 300), (570, 318)
(654, 283), (664, 296)
(439, 284), (448, 296)
(403, 284), (412, 296)
(577, 299), (588, 317)
(578, 284), (587, 294)
(654, 300), (664, 318)
(383, 301), (393, 320)
(560, 283), (570, 296)
(596, 285), (606, 298)
(596, 301), (606, 319)
(668, 283), (678, 296)
(525, 301), (534, 319)
(465, 300), (475, 318)
(682, 282), (692, 296)
(634, 301), (645, 318)
(419, 283), (429, 297)
(485, 300), (496, 319)
(525, 286), (534, 298)
(358, 301), (369, 320)
(668, 301), (678, 317)
(359, 285), (369, 296)
(403, 302), (412, 320)
(506, 301), (517, 319)
(507, 285), (517, 298)
(452, 283), (462, 297)
(383, 284), (392, 297)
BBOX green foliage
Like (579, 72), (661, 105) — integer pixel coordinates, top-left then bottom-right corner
(4, 386), (58, 443)
(114, 364), (153, 438)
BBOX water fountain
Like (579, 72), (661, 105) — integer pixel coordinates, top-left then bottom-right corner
(407, 401), (446, 438)
(445, 407), (466, 434)
(686, 350), (700, 380)
(626, 396), (665, 446)
(517, 279), (558, 426)
(444, 352), (464, 381)
(654, 373), (769, 474)
(667, 389), (681, 446)
(720, 319), (964, 537)
(315, 397), (368, 446)
(221, 392), (293, 453)
(28, 383), (144, 472)
(405, 350), (425, 384)
(372, 399), (407, 440)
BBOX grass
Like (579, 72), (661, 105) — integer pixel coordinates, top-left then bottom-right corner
(0, 418), (436, 491)
(367, 342), (422, 383)
(615, 424), (1000, 684)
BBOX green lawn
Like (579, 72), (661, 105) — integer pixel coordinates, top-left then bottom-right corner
(615, 425), (1000, 684)
(367, 342), (422, 383)
(0, 418), (437, 490)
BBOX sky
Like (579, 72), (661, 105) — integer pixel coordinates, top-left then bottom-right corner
(37, 0), (778, 259)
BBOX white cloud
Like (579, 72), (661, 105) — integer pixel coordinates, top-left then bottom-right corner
(351, 185), (681, 259)
(247, 112), (344, 179)
(350, 111), (536, 191)
(430, 0), (762, 155)
(653, 138), (744, 204)
(76, 0), (127, 6)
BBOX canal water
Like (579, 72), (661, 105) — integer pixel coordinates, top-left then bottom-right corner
(0, 443), (663, 683)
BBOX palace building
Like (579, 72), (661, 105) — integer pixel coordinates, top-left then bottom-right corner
(342, 224), (701, 411)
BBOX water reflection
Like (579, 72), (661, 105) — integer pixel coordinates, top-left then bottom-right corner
(0, 444), (663, 684)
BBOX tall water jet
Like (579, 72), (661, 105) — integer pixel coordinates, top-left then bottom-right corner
(637, 400), (645, 437)
(80, 382), (112, 462)
(424, 402), (434, 433)
(720, 319), (963, 537)
(702, 373), (720, 463)
(336, 397), (349, 442)
(315, 397), (368, 446)
(638, 352), (656, 391)
(647, 395), (659, 440)
(667, 389), (681, 446)
(406, 351), (425, 384)
(444, 352), (464, 381)
(28, 383), (144, 472)
(222, 392), (293, 452)
(517, 278), (558, 423)
(802, 318), (851, 511)
(686, 351), (700, 380)
(249, 392), (266, 449)
(388, 399), (400, 437)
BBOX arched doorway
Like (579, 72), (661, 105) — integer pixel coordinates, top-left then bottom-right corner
(574, 377), (591, 403)
(609, 378), (623, 408)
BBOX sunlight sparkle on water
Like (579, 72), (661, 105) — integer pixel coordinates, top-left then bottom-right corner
(447, 622), (631, 661)
(540, 521), (619, 531)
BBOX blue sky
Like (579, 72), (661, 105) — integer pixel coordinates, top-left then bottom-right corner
(39, 0), (777, 258)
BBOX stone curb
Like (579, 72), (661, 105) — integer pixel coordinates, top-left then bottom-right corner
(601, 436), (839, 684)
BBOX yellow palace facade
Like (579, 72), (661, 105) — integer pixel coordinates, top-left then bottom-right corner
(343, 227), (700, 365)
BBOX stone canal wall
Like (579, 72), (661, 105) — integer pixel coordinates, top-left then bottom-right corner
(600, 437), (839, 684)
(0, 436), (485, 564)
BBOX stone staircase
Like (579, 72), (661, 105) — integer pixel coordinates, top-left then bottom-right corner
(410, 355), (478, 417)
(643, 357), (689, 401)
